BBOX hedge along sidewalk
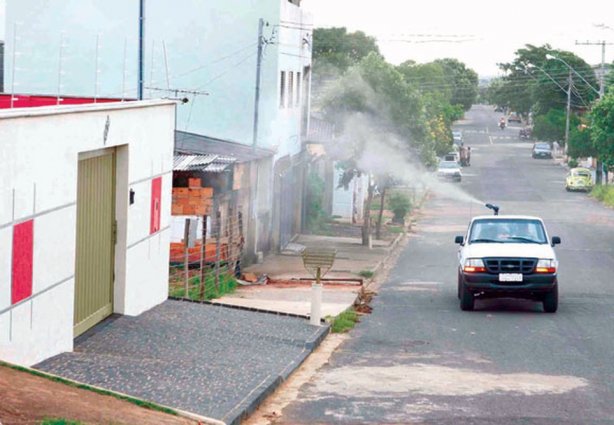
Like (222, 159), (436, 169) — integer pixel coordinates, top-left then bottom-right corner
(0, 361), (221, 425)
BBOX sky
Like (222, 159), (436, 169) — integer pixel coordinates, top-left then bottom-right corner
(1, 0), (613, 77)
(302, 0), (614, 77)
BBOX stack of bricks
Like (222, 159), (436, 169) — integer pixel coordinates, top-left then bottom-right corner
(171, 177), (214, 216)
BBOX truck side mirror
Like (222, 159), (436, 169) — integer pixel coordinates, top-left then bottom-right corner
(455, 236), (464, 245)
(551, 236), (561, 246)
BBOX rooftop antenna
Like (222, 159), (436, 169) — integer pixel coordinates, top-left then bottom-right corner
(485, 203), (500, 216)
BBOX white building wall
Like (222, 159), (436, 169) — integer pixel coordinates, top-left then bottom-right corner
(0, 100), (175, 366)
(331, 163), (369, 222)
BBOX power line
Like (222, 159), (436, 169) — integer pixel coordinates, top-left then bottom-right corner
(169, 42), (258, 81)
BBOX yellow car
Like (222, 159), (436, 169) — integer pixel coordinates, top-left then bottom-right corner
(565, 168), (593, 192)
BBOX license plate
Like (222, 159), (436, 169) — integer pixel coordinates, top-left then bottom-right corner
(499, 273), (523, 282)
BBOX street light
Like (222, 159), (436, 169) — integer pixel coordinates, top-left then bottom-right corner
(530, 63), (573, 154)
(546, 53), (604, 183)
(545, 54), (601, 96)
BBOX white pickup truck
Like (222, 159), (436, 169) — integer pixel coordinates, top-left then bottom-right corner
(455, 213), (561, 313)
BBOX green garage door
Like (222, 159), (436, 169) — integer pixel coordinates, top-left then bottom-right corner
(74, 150), (116, 337)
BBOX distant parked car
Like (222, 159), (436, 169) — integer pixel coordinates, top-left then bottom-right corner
(508, 112), (522, 123)
(438, 160), (462, 182)
(452, 130), (463, 146)
(494, 106), (504, 112)
(565, 167), (593, 192)
(532, 142), (552, 159)
(444, 151), (460, 163)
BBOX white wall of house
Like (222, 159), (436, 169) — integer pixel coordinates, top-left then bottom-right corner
(0, 100), (176, 366)
(331, 163), (368, 222)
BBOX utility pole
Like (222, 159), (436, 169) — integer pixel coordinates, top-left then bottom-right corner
(252, 18), (265, 151)
(576, 40), (614, 184)
(564, 70), (572, 154)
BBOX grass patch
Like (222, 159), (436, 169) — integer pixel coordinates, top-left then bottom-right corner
(169, 271), (237, 301)
(387, 225), (404, 234)
(42, 420), (84, 425)
(591, 185), (614, 207)
(0, 363), (177, 416)
(327, 308), (359, 333)
(358, 270), (375, 279)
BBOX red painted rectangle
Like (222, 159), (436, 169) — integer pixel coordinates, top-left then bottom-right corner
(150, 177), (162, 234)
(12, 220), (34, 305)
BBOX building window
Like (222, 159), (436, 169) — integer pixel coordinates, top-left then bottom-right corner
(280, 71), (286, 108)
(296, 72), (301, 107)
(288, 71), (294, 108)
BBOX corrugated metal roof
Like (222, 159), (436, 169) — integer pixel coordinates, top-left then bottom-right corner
(175, 131), (275, 162)
(173, 154), (236, 173)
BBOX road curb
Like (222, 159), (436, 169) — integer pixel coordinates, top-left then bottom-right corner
(169, 295), (313, 320)
(221, 325), (330, 425)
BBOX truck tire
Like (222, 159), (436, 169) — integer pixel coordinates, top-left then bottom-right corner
(460, 283), (474, 311)
(542, 285), (558, 313)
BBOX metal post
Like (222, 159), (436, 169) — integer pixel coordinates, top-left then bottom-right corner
(121, 38), (128, 101)
(56, 33), (65, 105)
(183, 218), (191, 298)
(596, 41), (606, 185)
(94, 34), (100, 103)
(10, 24), (18, 108)
(310, 267), (322, 326)
(198, 215), (208, 301)
(214, 209), (222, 293)
(252, 18), (265, 150)
(138, 0), (145, 100)
(228, 206), (235, 276)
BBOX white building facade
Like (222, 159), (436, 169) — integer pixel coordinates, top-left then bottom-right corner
(0, 100), (176, 366)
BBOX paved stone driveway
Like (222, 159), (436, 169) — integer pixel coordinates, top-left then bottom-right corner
(36, 300), (328, 424)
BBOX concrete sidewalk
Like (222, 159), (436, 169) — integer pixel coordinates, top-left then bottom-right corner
(36, 300), (329, 425)
(214, 233), (403, 318)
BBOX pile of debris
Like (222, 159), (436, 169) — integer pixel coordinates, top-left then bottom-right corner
(353, 287), (376, 314)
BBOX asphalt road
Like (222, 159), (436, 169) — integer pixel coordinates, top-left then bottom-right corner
(278, 105), (614, 424)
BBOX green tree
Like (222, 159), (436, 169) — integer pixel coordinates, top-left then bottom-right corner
(492, 44), (598, 117)
(312, 27), (381, 73)
(568, 123), (597, 159)
(590, 91), (614, 171)
(533, 108), (568, 142)
(433, 58), (479, 110)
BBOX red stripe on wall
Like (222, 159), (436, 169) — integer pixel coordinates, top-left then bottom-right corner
(12, 220), (34, 305)
(150, 177), (162, 234)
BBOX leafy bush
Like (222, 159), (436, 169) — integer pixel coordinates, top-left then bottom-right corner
(170, 272), (237, 301)
(567, 158), (579, 168)
(358, 270), (375, 279)
(388, 192), (412, 223)
(591, 185), (614, 207)
(306, 171), (330, 232)
(327, 308), (359, 333)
